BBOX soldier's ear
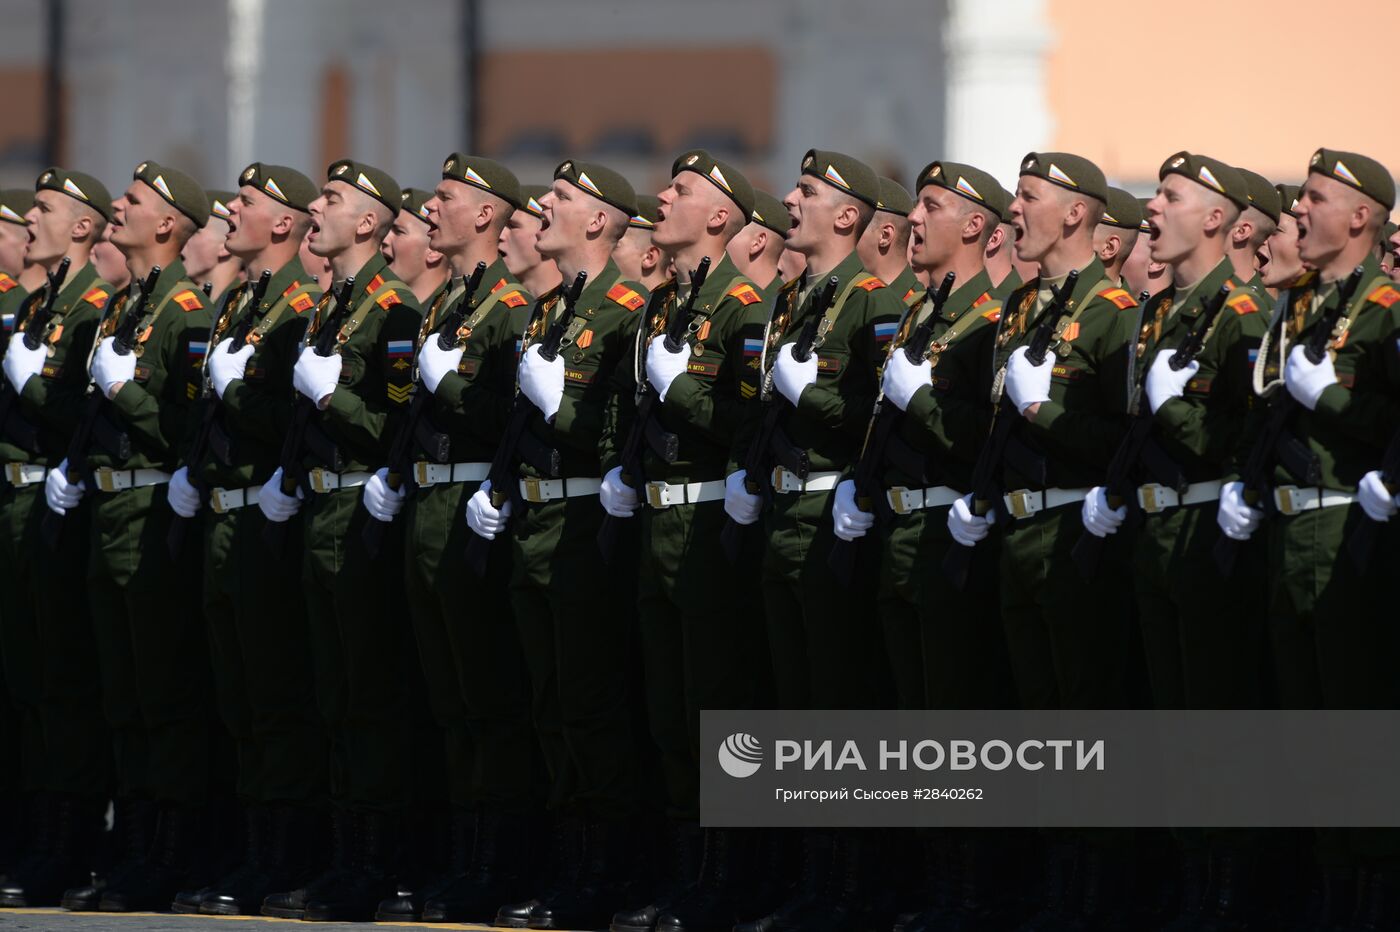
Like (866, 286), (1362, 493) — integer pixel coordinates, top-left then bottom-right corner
(70, 213), (94, 242)
(642, 244), (661, 275)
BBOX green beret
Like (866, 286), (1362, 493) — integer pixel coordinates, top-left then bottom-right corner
(400, 188), (434, 225)
(134, 160), (209, 228)
(875, 176), (913, 217)
(35, 168), (112, 221)
(1100, 187), (1143, 231)
(553, 159), (636, 217)
(671, 149), (756, 220)
(238, 162), (317, 212)
(326, 159), (401, 216)
(1308, 148), (1396, 211)
(1235, 168), (1281, 223)
(0, 189), (34, 226)
(1136, 198), (1153, 233)
(630, 194), (660, 230)
(207, 190), (236, 226)
(915, 160), (1011, 221)
(750, 189), (791, 236)
(1020, 151), (1107, 204)
(441, 153), (521, 209)
(519, 184), (548, 220)
(801, 148), (880, 209)
(1158, 151), (1249, 211)
(1384, 220), (1399, 242)
(1277, 184), (1302, 218)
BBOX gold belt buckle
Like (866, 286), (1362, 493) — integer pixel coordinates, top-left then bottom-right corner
(770, 466), (787, 492)
(4, 463), (22, 485)
(209, 488), (228, 514)
(522, 477), (544, 503)
(413, 461), (431, 486)
(1275, 486), (1302, 516)
(1138, 484), (1164, 514)
(645, 481), (668, 509)
(888, 486), (911, 516)
(93, 466), (117, 493)
(1006, 489), (1035, 519)
(309, 468), (332, 494)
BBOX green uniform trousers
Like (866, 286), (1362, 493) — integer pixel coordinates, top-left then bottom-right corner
(999, 506), (1135, 709)
(637, 499), (759, 821)
(404, 479), (534, 812)
(203, 504), (325, 804)
(0, 483), (45, 792)
(879, 506), (1014, 711)
(1132, 502), (1269, 709)
(87, 484), (213, 803)
(762, 489), (891, 711)
(302, 487), (415, 813)
(510, 494), (638, 821)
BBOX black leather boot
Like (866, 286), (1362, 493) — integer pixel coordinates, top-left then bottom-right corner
(98, 804), (203, 912)
(494, 816), (584, 928)
(302, 809), (399, 922)
(1013, 838), (1081, 932)
(261, 806), (352, 919)
(61, 798), (156, 912)
(171, 804), (264, 913)
(377, 807), (468, 921)
(527, 819), (635, 930)
(203, 804), (321, 915)
(655, 828), (748, 932)
(732, 829), (836, 932)
(422, 809), (533, 922)
(0, 794), (104, 907)
(610, 821), (703, 932)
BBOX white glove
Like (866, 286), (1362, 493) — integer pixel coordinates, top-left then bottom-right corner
(417, 338), (463, 395)
(208, 339), (254, 398)
(1284, 345), (1337, 411)
(362, 467), (405, 523)
(293, 348), (342, 406)
(167, 466), (202, 518)
(1216, 480), (1263, 541)
(723, 469), (762, 525)
(599, 465), (640, 519)
(772, 344), (818, 406)
(1358, 469), (1398, 523)
(518, 344), (564, 420)
(645, 335), (690, 402)
(44, 458), (85, 515)
(1145, 349), (1198, 414)
(831, 478), (874, 542)
(3, 337), (46, 393)
(1003, 346), (1054, 414)
(91, 337), (136, 398)
(1081, 486), (1126, 538)
(466, 479), (511, 539)
(881, 351), (931, 412)
(947, 493), (992, 547)
(257, 467), (303, 523)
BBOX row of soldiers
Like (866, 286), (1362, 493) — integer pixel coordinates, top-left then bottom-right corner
(0, 138), (1395, 932)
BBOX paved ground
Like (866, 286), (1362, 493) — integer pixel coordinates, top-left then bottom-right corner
(0, 910), (514, 931)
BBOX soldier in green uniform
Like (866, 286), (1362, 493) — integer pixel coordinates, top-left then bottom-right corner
(44, 161), (214, 912)
(1258, 184), (1306, 294)
(1123, 196), (1172, 300)
(0, 189), (39, 304)
(466, 159), (647, 930)
(1081, 154), (1269, 927)
(1093, 187), (1143, 289)
(0, 170), (114, 907)
(725, 149), (903, 929)
(362, 154), (538, 923)
(614, 194), (671, 293)
(725, 188), (790, 304)
(1225, 168), (1280, 292)
(1227, 150), (1400, 926)
(839, 160), (1017, 928)
(498, 184), (562, 298)
(594, 150), (764, 932)
(182, 191), (244, 304)
(947, 152), (1139, 926)
(383, 188), (450, 306)
(161, 163), (326, 916)
(253, 160), (422, 923)
(856, 177), (923, 310)
(985, 206), (1022, 300)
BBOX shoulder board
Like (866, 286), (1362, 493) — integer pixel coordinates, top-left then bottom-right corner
(281, 280), (302, 298)
(727, 282), (763, 306)
(971, 291), (992, 308)
(366, 274), (386, 295)
(490, 277), (509, 293)
(500, 290), (527, 308)
(174, 289), (204, 312)
(290, 292), (316, 313)
(1098, 287), (1136, 309)
(0, 273), (14, 293)
(1225, 291), (1260, 315)
(982, 306), (1002, 323)
(606, 283), (646, 311)
(82, 287), (110, 307)
(855, 276), (886, 292)
(1367, 283), (1400, 309)
(1296, 270), (1319, 286)
(375, 288), (403, 310)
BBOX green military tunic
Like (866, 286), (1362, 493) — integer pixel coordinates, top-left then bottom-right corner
(991, 256), (1138, 709)
(0, 264), (111, 799)
(192, 259), (325, 805)
(297, 252), (421, 813)
(877, 268), (1015, 710)
(1130, 258), (1268, 709)
(509, 258), (646, 819)
(738, 249), (902, 711)
(82, 259), (213, 804)
(992, 267), (1023, 303)
(401, 259), (537, 813)
(600, 254), (765, 821)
